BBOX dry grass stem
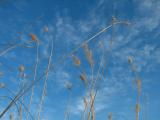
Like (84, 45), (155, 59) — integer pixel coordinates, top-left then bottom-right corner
(37, 37), (54, 120)
(108, 112), (112, 120)
(27, 38), (40, 120)
(137, 79), (141, 96)
(136, 103), (140, 120)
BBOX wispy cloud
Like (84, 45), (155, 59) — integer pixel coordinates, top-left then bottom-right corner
(0, 0), (159, 119)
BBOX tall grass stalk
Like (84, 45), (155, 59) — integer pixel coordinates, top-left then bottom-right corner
(36, 37), (54, 120)
(128, 56), (142, 120)
(27, 37), (39, 120)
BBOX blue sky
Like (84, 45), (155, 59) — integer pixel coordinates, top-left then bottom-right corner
(0, 0), (160, 120)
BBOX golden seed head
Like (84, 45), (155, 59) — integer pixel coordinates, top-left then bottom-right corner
(136, 103), (140, 113)
(83, 43), (94, 66)
(80, 73), (88, 86)
(72, 55), (81, 66)
(19, 65), (25, 72)
(29, 33), (37, 41)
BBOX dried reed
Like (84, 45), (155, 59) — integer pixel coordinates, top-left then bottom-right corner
(128, 56), (142, 120)
(36, 36), (54, 120)
(80, 73), (88, 86)
(72, 54), (81, 66)
(29, 33), (38, 41)
(27, 35), (40, 120)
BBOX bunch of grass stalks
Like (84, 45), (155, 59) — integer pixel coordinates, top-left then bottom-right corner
(128, 56), (142, 120)
(0, 17), (131, 120)
(65, 17), (131, 120)
(36, 35), (54, 120)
